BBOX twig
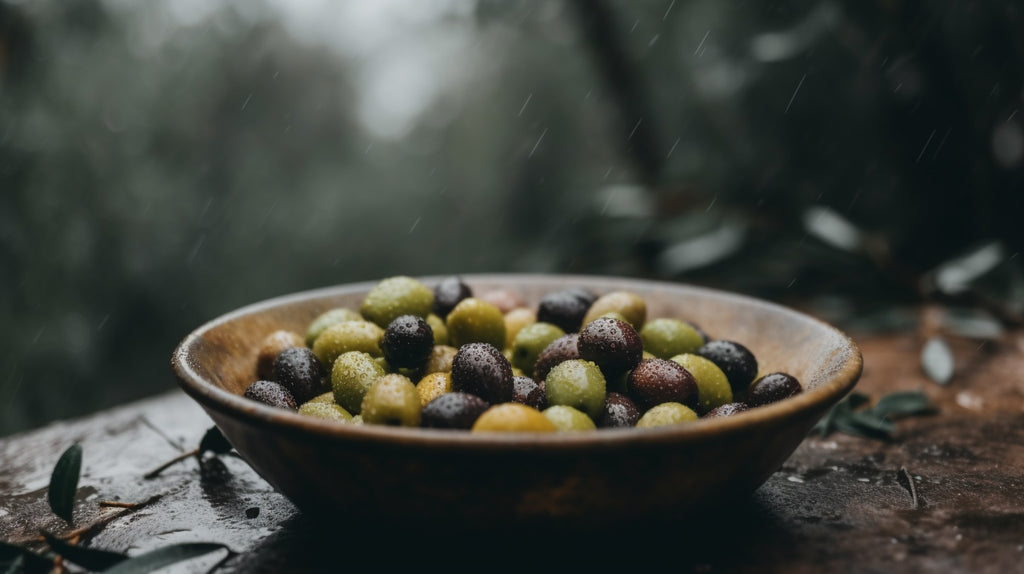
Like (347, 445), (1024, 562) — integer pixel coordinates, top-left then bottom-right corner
(144, 448), (200, 479)
(202, 549), (237, 574)
(20, 495), (164, 545)
(138, 416), (187, 452)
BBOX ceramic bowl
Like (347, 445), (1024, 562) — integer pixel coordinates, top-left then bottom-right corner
(171, 274), (862, 527)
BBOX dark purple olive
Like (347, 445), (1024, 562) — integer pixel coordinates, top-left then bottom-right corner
(450, 342), (513, 404)
(421, 392), (490, 429)
(381, 314), (434, 369)
(537, 289), (594, 333)
(433, 276), (472, 319)
(747, 373), (802, 407)
(512, 375), (547, 410)
(626, 358), (699, 412)
(273, 347), (326, 404)
(696, 340), (758, 393)
(597, 392), (641, 428)
(578, 317), (643, 378)
(533, 334), (580, 381)
(703, 402), (750, 418)
(244, 380), (297, 410)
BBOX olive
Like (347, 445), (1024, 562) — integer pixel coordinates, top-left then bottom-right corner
(536, 289), (593, 333)
(256, 330), (304, 380)
(533, 333), (580, 382)
(426, 313), (449, 346)
(421, 392), (490, 430)
(626, 358), (699, 412)
(450, 342), (513, 404)
(421, 345), (458, 375)
(543, 359), (607, 420)
(360, 374), (421, 427)
(578, 317), (643, 378)
(503, 307), (537, 349)
(597, 392), (640, 428)
(446, 298), (507, 350)
(297, 402), (353, 422)
(696, 340), (758, 395)
(542, 405), (596, 431)
(510, 322), (565, 374)
(670, 353), (733, 414)
(636, 402), (698, 428)
(308, 391), (335, 404)
(360, 276), (434, 328)
(581, 291), (646, 329)
(244, 380), (297, 410)
(380, 315), (434, 369)
(312, 320), (384, 368)
(305, 307), (362, 347)
(273, 346), (327, 404)
(640, 318), (704, 359)
(512, 375), (547, 410)
(416, 371), (452, 406)
(703, 402), (750, 418)
(331, 351), (386, 414)
(471, 403), (557, 433)
(479, 289), (528, 314)
(433, 276), (472, 319)
(747, 372), (802, 407)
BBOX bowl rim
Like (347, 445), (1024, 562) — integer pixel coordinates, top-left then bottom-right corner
(171, 273), (863, 451)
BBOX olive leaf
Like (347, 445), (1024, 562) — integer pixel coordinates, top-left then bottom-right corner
(921, 337), (954, 385)
(101, 542), (231, 574)
(48, 443), (82, 523)
(41, 531), (126, 571)
(198, 426), (233, 455)
(802, 206), (863, 253)
(811, 390), (935, 440)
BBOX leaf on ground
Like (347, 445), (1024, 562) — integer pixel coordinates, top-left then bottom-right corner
(810, 390), (935, 440)
(102, 543), (230, 574)
(199, 426), (233, 456)
(921, 336), (954, 385)
(48, 443), (82, 523)
(41, 531), (126, 571)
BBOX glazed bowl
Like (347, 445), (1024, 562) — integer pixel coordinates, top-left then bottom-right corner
(171, 274), (862, 527)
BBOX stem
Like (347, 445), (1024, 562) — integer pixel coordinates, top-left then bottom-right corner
(144, 448), (200, 479)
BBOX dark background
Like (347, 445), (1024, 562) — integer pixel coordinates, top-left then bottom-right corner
(2, 0), (1022, 436)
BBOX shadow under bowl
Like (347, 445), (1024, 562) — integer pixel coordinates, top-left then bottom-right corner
(172, 274), (862, 528)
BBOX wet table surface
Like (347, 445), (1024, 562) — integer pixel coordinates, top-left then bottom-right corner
(2, 329), (1023, 572)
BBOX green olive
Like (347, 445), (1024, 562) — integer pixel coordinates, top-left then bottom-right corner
(641, 318), (705, 359)
(305, 307), (361, 347)
(671, 353), (733, 414)
(332, 350), (386, 414)
(416, 371), (452, 406)
(636, 402), (698, 428)
(426, 313), (449, 345)
(360, 276), (434, 328)
(297, 402), (353, 422)
(471, 403), (557, 433)
(581, 291), (646, 329)
(421, 345), (458, 375)
(503, 308), (537, 349)
(312, 320), (384, 368)
(542, 405), (597, 432)
(360, 374), (421, 427)
(510, 322), (565, 373)
(445, 297), (506, 349)
(543, 359), (607, 420)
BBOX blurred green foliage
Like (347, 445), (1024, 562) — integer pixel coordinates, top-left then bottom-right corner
(2, 0), (1022, 434)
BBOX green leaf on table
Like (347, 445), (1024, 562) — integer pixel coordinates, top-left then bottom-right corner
(810, 390), (935, 440)
(199, 426), (233, 456)
(802, 206), (863, 253)
(41, 531), (126, 571)
(48, 443), (82, 523)
(102, 542), (231, 574)
(921, 336), (954, 385)
(872, 391), (937, 419)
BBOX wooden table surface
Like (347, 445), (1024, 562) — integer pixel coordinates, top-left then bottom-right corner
(2, 329), (1023, 572)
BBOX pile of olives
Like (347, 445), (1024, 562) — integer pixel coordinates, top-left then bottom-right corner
(243, 276), (803, 433)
